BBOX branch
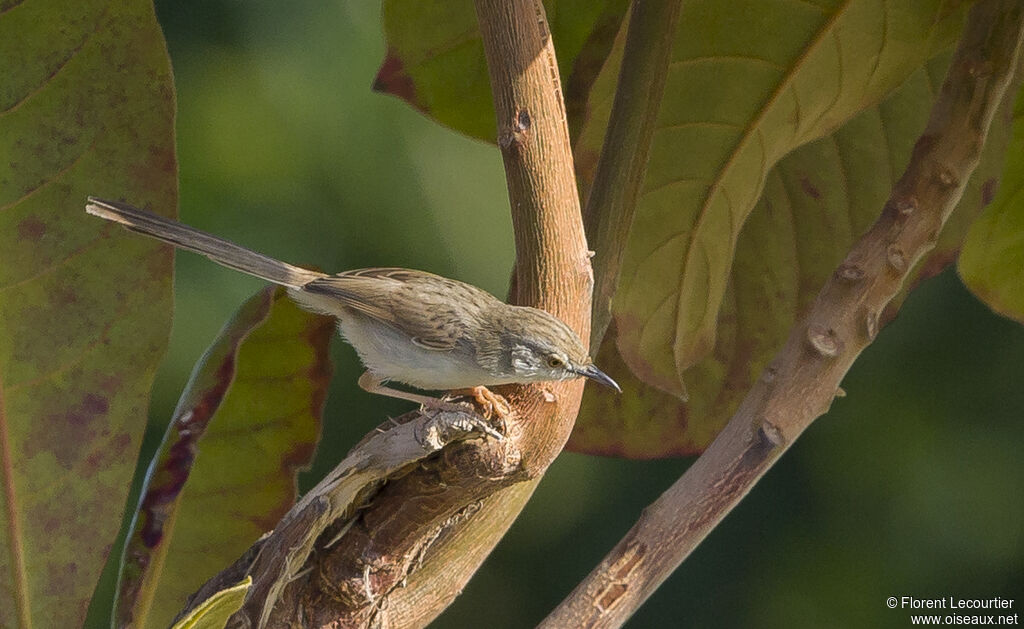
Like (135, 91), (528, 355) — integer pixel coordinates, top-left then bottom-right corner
(476, 0), (592, 469)
(177, 409), (506, 626)
(180, 1), (589, 627)
(584, 0), (684, 351)
(541, 1), (1024, 626)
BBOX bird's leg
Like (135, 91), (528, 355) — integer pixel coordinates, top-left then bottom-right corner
(357, 372), (451, 409)
(358, 372), (504, 440)
(358, 373), (509, 418)
(359, 372), (511, 419)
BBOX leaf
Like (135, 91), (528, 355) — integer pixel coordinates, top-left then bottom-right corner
(959, 83), (1024, 324)
(0, 2), (176, 626)
(570, 52), (1017, 458)
(170, 577), (251, 629)
(114, 287), (333, 628)
(595, 0), (969, 397)
(375, 0), (628, 141)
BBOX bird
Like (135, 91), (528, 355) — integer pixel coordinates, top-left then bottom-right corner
(85, 198), (620, 419)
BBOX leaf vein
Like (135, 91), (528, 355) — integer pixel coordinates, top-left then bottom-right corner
(673, 0), (854, 364)
(0, 0), (110, 117)
(641, 177), (706, 198)
(0, 376), (32, 628)
(669, 54), (786, 72)
(867, 0), (890, 90)
(4, 286), (135, 393)
(0, 235), (104, 294)
(829, 134), (856, 237)
(0, 134), (98, 214)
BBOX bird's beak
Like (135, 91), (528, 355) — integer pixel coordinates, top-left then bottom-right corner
(577, 364), (621, 393)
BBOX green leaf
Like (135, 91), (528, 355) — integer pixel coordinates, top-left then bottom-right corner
(170, 576), (251, 629)
(959, 83), (1024, 324)
(598, 0), (968, 397)
(0, 1), (176, 626)
(570, 53), (1017, 458)
(114, 287), (333, 628)
(376, 0), (628, 141)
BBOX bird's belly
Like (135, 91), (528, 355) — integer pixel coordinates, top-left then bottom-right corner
(336, 318), (495, 390)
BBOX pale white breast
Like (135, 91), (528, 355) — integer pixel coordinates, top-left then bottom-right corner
(335, 316), (500, 390)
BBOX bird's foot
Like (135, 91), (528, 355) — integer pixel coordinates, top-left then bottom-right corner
(422, 397), (505, 441)
(439, 386), (511, 435)
(453, 386), (511, 421)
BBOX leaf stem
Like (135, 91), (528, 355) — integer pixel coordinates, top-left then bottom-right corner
(585, 0), (684, 351)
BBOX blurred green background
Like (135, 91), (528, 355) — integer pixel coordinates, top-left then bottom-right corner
(89, 2), (1023, 627)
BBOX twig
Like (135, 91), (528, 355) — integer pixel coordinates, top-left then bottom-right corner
(540, 1), (1024, 626)
(584, 0), (684, 351)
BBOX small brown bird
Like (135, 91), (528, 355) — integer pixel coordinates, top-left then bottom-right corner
(86, 198), (619, 416)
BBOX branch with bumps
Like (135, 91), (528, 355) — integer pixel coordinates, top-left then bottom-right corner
(541, 1), (1024, 626)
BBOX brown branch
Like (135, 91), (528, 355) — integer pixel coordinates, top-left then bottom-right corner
(584, 0), (684, 351)
(541, 1), (1024, 627)
(180, 1), (588, 627)
(476, 0), (591, 468)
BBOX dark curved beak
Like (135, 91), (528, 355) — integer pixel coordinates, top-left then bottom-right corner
(577, 364), (621, 393)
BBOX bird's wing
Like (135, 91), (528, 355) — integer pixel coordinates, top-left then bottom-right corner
(336, 267), (436, 282)
(299, 268), (483, 352)
(298, 272), (401, 324)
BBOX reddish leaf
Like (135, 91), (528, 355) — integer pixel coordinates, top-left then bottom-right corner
(114, 287), (333, 627)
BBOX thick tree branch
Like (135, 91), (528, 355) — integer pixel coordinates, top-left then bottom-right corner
(182, 1), (588, 627)
(584, 0), (684, 351)
(541, 1), (1024, 626)
(475, 0), (591, 469)
(178, 409), (509, 627)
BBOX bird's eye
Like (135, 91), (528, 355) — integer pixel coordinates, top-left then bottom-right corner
(547, 356), (565, 369)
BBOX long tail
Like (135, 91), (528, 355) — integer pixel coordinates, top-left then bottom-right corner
(86, 197), (324, 288)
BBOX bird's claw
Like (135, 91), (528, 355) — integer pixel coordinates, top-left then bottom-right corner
(468, 386), (512, 421)
(435, 386), (511, 439)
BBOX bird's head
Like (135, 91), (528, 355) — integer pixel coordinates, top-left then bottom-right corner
(499, 306), (620, 391)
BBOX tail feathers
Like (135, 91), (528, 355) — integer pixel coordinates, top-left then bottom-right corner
(86, 197), (324, 288)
